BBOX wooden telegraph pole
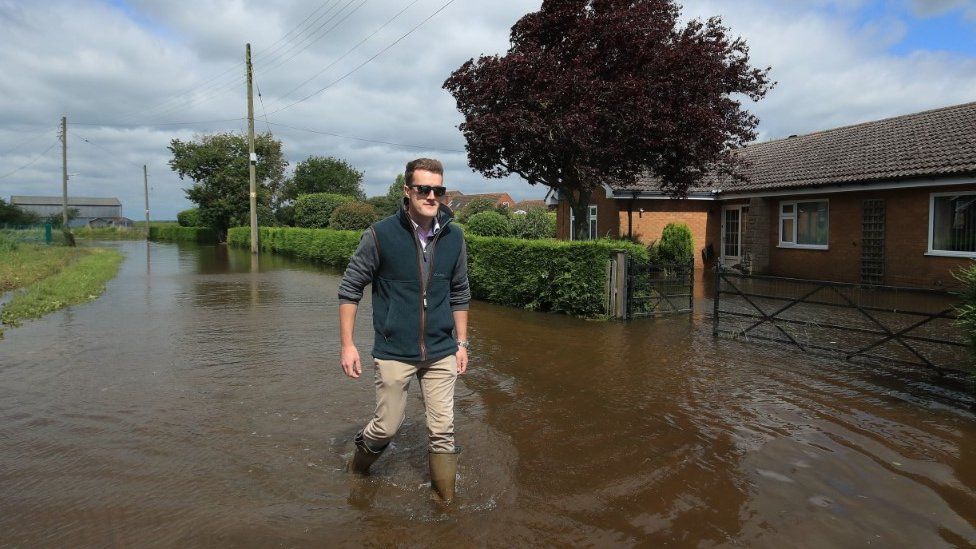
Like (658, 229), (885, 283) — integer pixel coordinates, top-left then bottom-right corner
(246, 43), (258, 254)
(143, 164), (150, 237)
(60, 116), (68, 228)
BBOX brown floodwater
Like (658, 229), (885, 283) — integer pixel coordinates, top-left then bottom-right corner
(1, 241), (974, 547)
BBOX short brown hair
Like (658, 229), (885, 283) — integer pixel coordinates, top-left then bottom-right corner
(404, 158), (444, 185)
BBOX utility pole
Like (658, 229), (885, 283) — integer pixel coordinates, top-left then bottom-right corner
(60, 116), (68, 228)
(246, 43), (258, 255)
(143, 164), (150, 237)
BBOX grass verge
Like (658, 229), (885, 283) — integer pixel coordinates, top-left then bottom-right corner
(74, 227), (147, 240)
(0, 245), (123, 334)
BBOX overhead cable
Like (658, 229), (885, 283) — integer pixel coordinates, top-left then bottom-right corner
(268, 0), (457, 116)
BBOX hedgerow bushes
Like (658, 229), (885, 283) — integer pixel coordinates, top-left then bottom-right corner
(177, 208), (202, 227)
(148, 225), (218, 244)
(228, 226), (361, 267)
(228, 226), (645, 316)
(329, 202), (378, 231)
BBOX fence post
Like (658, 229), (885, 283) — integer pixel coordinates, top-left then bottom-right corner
(712, 265), (721, 336)
(44, 223), (53, 244)
(615, 251), (628, 320)
(688, 259), (694, 313)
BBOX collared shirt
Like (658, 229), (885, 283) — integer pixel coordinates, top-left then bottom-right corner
(409, 216), (440, 251)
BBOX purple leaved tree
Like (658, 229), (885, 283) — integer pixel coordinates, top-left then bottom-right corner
(444, 0), (773, 240)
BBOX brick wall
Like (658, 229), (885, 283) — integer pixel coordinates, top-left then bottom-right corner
(766, 184), (976, 288)
(743, 198), (771, 273)
(556, 189), (620, 240)
(618, 199), (718, 268)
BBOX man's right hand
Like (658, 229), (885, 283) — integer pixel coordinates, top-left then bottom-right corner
(340, 345), (362, 378)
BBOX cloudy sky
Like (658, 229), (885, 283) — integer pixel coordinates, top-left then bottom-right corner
(1, 0), (975, 219)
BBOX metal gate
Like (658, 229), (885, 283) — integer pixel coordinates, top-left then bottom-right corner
(712, 267), (970, 376)
(626, 258), (694, 318)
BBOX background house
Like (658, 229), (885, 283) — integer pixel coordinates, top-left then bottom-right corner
(440, 191), (516, 211)
(10, 196), (123, 228)
(554, 101), (976, 289)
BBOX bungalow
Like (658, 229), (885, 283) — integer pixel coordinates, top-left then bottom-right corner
(553, 101), (976, 289)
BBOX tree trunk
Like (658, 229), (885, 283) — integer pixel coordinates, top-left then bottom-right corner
(567, 189), (592, 240)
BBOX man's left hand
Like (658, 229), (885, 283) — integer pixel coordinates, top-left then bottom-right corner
(456, 347), (468, 375)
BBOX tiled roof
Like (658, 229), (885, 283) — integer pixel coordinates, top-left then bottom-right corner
(613, 101), (976, 194)
(11, 195), (122, 206)
(514, 199), (547, 210)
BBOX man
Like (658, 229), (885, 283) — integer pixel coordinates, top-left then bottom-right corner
(337, 158), (470, 504)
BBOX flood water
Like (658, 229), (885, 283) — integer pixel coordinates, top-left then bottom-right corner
(1, 241), (974, 547)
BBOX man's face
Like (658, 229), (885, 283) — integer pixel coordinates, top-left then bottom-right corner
(404, 169), (444, 220)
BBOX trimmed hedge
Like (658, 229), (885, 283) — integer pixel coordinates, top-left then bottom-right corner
(466, 211), (510, 237)
(227, 226), (646, 317)
(466, 235), (647, 316)
(228, 226), (362, 267)
(148, 225), (218, 244)
(329, 201), (378, 231)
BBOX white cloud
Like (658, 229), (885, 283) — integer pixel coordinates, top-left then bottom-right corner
(1, 0), (974, 219)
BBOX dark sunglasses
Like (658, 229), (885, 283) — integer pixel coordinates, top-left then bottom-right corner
(409, 184), (447, 197)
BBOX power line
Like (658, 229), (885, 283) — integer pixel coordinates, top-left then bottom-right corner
(72, 117), (247, 128)
(0, 126), (57, 158)
(268, 0), (457, 116)
(268, 0), (422, 111)
(265, 120), (463, 153)
(110, 0), (338, 124)
(0, 140), (59, 180)
(72, 132), (145, 172)
(255, 81), (274, 135)
(254, 0), (363, 75)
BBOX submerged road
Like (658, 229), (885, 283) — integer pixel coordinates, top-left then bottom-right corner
(0, 241), (974, 547)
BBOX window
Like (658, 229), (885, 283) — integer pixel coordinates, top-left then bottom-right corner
(929, 192), (976, 257)
(569, 205), (598, 240)
(779, 200), (828, 248)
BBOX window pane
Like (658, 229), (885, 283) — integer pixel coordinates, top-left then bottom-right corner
(781, 203), (794, 214)
(932, 195), (976, 252)
(796, 201), (828, 245)
(781, 218), (794, 243)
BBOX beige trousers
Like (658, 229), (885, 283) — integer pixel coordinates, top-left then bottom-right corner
(361, 355), (458, 453)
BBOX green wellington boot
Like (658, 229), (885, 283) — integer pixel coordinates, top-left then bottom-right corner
(349, 432), (386, 475)
(428, 449), (461, 504)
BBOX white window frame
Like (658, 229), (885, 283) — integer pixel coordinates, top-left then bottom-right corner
(927, 191), (976, 258)
(569, 204), (598, 241)
(778, 199), (829, 250)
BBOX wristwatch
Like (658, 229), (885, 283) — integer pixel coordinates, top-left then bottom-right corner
(456, 340), (470, 349)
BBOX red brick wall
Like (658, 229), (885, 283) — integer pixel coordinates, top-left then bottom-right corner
(556, 190), (620, 240)
(766, 185), (976, 288)
(618, 199), (725, 269)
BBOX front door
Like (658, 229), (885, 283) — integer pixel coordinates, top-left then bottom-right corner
(721, 205), (747, 266)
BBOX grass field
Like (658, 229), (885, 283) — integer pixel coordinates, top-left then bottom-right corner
(0, 237), (123, 335)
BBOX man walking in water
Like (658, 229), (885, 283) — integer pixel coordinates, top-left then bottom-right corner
(337, 158), (470, 503)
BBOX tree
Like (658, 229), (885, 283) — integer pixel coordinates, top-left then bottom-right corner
(284, 155), (365, 201)
(457, 197), (500, 223)
(0, 198), (39, 225)
(294, 193), (355, 228)
(168, 132), (287, 240)
(329, 201), (379, 230)
(444, 0), (772, 239)
(365, 174), (406, 217)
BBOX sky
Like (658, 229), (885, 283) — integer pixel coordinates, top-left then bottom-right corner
(1, 0), (975, 220)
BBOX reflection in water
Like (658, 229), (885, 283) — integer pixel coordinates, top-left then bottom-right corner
(0, 241), (973, 546)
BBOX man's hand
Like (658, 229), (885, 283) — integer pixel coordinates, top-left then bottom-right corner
(456, 347), (468, 375)
(341, 344), (362, 378)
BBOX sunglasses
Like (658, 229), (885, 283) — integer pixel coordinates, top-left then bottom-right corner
(409, 184), (447, 197)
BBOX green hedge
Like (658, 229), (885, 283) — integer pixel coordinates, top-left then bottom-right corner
(228, 226), (646, 317)
(228, 226), (361, 267)
(148, 225), (218, 244)
(466, 235), (647, 316)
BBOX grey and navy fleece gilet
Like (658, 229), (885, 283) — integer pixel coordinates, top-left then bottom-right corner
(338, 204), (470, 362)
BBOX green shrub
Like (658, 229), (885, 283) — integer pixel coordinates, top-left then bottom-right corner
(148, 225), (218, 243)
(466, 211), (511, 237)
(294, 193), (355, 228)
(510, 208), (556, 239)
(954, 264), (976, 364)
(177, 208), (202, 227)
(329, 202), (378, 231)
(228, 226), (361, 268)
(658, 223), (694, 263)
